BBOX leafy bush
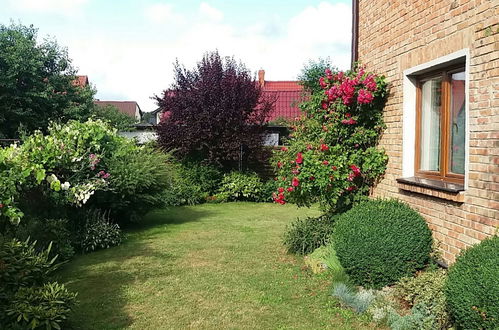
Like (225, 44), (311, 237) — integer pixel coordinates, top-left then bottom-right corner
(272, 66), (388, 212)
(283, 214), (336, 255)
(396, 269), (449, 329)
(0, 238), (76, 329)
(95, 145), (175, 223)
(12, 218), (75, 261)
(333, 199), (433, 289)
(79, 210), (122, 253)
(178, 162), (223, 197)
(216, 172), (263, 202)
(445, 236), (499, 329)
(257, 179), (279, 203)
(6, 282), (77, 330)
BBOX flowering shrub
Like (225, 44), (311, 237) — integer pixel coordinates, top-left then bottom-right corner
(0, 120), (121, 225)
(272, 66), (388, 212)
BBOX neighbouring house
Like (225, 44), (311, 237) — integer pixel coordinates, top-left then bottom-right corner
(73, 75), (89, 87)
(353, 0), (498, 264)
(94, 100), (143, 122)
(258, 70), (304, 146)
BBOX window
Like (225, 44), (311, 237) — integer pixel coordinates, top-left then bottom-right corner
(415, 66), (465, 184)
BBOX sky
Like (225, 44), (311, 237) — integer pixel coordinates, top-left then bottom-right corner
(1, 0), (352, 112)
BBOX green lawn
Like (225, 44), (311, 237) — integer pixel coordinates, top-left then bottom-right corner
(59, 202), (378, 329)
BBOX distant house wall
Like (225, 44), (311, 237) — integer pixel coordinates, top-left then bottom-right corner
(358, 0), (498, 264)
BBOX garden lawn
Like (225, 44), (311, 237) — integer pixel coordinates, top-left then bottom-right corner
(59, 202), (378, 329)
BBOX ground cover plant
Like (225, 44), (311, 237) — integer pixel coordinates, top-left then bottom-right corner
(283, 214), (337, 255)
(58, 203), (380, 329)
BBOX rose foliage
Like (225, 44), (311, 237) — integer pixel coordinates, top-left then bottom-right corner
(272, 67), (388, 212)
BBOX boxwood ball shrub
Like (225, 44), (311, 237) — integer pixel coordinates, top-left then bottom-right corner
(445, 236), (499, 329)
(333, 199), (433, 289)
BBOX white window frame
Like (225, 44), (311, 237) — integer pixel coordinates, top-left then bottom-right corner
(402, 49), (470, 189)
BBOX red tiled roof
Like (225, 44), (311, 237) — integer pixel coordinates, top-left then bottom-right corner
(262, 81), (304, 122)
(73, 75), (89, 87)
(94, 101), (141, 118)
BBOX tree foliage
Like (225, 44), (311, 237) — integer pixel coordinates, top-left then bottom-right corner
(155, 51), (273, 168)
(0, 23), (95, 138)
(297, 57), (335, 94)
(92, 104), (136, 131)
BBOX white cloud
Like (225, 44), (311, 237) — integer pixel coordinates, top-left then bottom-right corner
(8, 0), (88, 16)
(199, 2), (224, 22)
(64, 1), (351, 112)
(144, 3), (179, 24)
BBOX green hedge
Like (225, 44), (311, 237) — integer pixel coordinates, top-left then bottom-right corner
(445, 236), (499, 329)
(333, 199), (432, 289)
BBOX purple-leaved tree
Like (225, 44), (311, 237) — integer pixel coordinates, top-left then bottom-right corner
(155, 51), (274, 168)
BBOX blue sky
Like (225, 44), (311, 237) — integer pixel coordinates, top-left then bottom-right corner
(1, 0), (352, 111)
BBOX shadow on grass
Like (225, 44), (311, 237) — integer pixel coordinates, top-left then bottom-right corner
(58, 205), (212, 329)
(125, 205), (213, 232)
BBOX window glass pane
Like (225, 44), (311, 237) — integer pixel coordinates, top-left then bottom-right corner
(420, 77), (442, 172)
(450, 71), (465, 174)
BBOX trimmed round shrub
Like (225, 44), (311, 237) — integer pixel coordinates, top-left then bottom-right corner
(283, 214), (337, 255)
(333, 199), (433, 289)
(445, 236), (499, 329)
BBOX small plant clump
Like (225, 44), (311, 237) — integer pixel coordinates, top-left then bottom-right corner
(283, 214), (337, 255)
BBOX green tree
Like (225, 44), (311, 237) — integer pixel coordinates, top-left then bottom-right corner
(0, 23), (95, 138)
(297, 57), (334, 94)
(92, 104), (136, 131)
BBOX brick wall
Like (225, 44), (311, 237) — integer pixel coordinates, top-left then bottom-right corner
(357, 0), (498, 264)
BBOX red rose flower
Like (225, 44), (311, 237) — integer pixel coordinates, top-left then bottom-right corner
(287, 187), (294, 192)
(320, 144), (329, 151)
(277, 161), (282, 168)
(322, 160), (329, 165)
(292, 177), (300, 187)
(350, 164), (361, 176)
(309, 176), (315, 181)
(278, 187), (285, 193)
(281, 146), (288, 152)
(295, 152), (303, 164)
(357, 89), (374, 104)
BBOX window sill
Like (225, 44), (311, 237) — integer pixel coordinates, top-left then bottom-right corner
(396, 177), (465, 202)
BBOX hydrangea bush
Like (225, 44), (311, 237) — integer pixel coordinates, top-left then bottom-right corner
(0, 120), (120, 225)
(272, 67), (388, 212)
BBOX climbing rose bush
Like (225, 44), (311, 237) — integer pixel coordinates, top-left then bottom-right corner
(272, 67), (388, 213)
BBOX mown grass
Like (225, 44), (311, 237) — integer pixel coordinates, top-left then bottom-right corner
(58, 202), (379, 329)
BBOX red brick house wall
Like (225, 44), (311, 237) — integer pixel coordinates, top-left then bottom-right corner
(357, 0), (498, 264)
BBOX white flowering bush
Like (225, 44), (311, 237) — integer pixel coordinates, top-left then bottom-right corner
(0, 120), (121, 225)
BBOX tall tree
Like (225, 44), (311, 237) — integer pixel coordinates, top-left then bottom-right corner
(0, 23), (95, 138)
(155, 51), (273, 168)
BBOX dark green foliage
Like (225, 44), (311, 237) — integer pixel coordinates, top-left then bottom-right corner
(396, 269), (449, 329)
(6, 282), (77, 330)
(333, 199), (433, 289)
(445, 236), (499, 329)
(216, 172), (263, 202)
(11, 218), (75, 261)
(178, 162), (223, 197)
(283, 214), (336, 255)
(0, 238), (76, 329)
(257, 179), (279, 203)
(297, 57), (334, 93)
(79, 210), (122, 253)
(92, 104), (136, 131)
(96, 145), (175, 223)
(0, 23), (95, 138)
